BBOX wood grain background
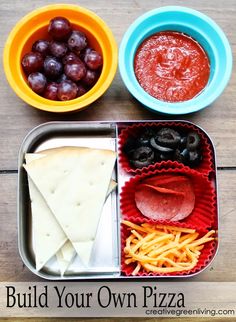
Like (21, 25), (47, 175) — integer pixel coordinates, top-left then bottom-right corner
(0, 0), (236, 321)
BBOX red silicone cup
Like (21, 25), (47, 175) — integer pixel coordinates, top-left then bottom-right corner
(120, 167), (217, 230)
(118, 122), (214, 176)
(121, 218), (217, 277)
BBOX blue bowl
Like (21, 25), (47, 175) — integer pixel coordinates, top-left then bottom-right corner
(119, 6), (233, 115)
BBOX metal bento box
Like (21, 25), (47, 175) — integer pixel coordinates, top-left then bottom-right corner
(17, 121), (218, 280)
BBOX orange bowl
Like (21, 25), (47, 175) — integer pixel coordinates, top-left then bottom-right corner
(3, 4), (118, 113)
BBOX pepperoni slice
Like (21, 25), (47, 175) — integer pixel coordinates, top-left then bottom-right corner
(169, 180), (195, 221)
(135, 184), (184, 220)
(143, 174), (188, 187)
(139, 183), (185, 196)
(135, 174), (195, 221)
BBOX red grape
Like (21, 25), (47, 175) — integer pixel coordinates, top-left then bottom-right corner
(28, 72), (47, 94)
(80, 47), (92, 60)
(84, 50), (103, 70)
(62, 52), (81, 65)
(57, 80), (78, 101)
(21, 52), (44, 74)
(68, 31), (87, 55)
(32, 40), (50, 57)
(77, 84), (87, 97)
(64, 61), (86, 82)
(44, 56), (63, 79)
(56, 73), (69, 83)
(82, 69), (99, 86)
(49, 41), (68, 58)
(48, 17), (71, 41)
(44, 82), (58, 100)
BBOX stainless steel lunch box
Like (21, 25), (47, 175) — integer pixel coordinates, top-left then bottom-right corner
(18, 121), (219, 280)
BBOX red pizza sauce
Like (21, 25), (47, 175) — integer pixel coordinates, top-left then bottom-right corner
(134, 31), (210, 102)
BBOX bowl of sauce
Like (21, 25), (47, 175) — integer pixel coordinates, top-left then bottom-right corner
(119, 6), (232, 114)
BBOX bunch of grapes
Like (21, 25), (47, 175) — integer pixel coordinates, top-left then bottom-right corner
(21, 17), (103, 101)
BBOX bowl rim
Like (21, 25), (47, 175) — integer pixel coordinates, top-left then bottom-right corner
(119, 6), (233, 115)
(3, 3), (118, 113)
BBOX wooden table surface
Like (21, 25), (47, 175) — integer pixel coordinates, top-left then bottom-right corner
(0, 0), (236, 321)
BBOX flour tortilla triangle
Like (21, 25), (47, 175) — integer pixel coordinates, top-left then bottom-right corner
(25, 153), (67, 271)
(56, 240), (76, 276)
(24, 147), (116, 267)
(55, 178), (117, 274)
(26, 150), (116, 272)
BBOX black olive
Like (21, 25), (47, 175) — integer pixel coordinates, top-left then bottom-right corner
(130, 146), (154, 168)
(159, 153), (173, 161)
(174, 148), (189, 164)
(180, 136), (187, 149)
(142, 127), (156, 138)
(188, 150), (202, 166)
(156, 128), (181, 148)
(132, 146), (154, 161)
(186, 132), (201, 151)
(131, 159), (153, 168)
(150, 137), (174, 153)
(137, 136), (150, 147)
(126, 148), (136, 158)
(123, 137), (137, 155)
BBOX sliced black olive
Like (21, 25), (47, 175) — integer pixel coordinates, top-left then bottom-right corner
(126, 148), (136, 158)
(186, 132), (201, 151)
(123, 137), (137, 155)
(137, 127), (157, 147)
(131, 159), (153, 168)
(130, 146), (154, 168)
(180, 136), (187, 149)
(142, 127), (156, 138)
(159, 153), (173, 161)
(137, 136), (150, 147)
(150, 137), (174, 153)
(156, 128), (181, 148)
(174, 148), (189, 164)
(132, 146), (154, 163)
(188, 150), (202, 167)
